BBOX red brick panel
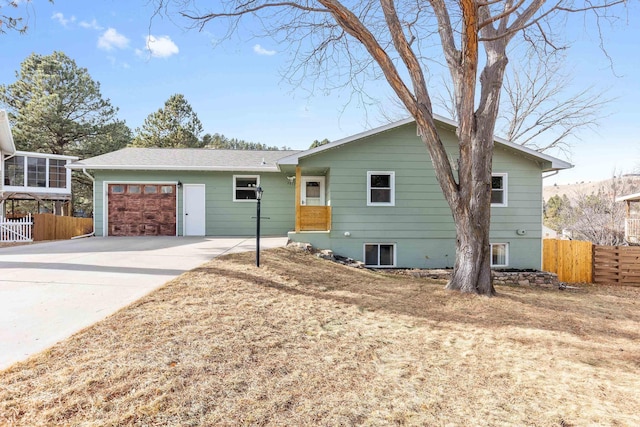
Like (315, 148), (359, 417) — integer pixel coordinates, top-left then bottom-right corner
(108, 184), (176, 236)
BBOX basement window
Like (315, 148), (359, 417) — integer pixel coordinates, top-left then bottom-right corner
(364, 243), (396, 267)
(490, 243), (509, 267)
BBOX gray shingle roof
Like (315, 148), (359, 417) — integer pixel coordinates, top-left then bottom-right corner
(68, 147), (302, 172)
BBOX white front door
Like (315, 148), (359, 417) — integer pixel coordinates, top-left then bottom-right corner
(183, 184), (206, 236)
(300, 176), (325, 206)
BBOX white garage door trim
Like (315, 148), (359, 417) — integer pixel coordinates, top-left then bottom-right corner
(103, 180), (179, 237)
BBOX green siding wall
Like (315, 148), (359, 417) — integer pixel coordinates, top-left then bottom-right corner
(92, 170), (295, 237)
(90, 121), (546, 269)
(290, 122), (544, 269)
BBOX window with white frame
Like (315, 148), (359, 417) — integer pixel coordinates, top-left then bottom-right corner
(367, 171), (395, 206)
(490, 243), (509, 267)
(491, 173), (507, 207)
(48, 159), (67, 188)
(364, 243), (396, 267)
(234, 175), (259, 201)
(4, 155), (24, 186)
(27, 157), (47, 187)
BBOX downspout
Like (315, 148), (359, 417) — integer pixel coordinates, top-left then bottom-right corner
(71, 167), (96, 239)
(82, 167), (95, 183)
(542, 170), (559, 180)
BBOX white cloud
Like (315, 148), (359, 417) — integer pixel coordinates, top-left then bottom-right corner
(51, 13), (76, 27)
(80, 19), (103, 30)
(253, 44), (276, 56)
(98, 28), (130, 51)
(144, 35), (179, 58)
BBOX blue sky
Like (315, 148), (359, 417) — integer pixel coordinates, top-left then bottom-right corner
(2, 0), (639, 185)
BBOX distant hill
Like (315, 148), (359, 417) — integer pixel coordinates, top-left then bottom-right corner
(543, 175), (640, 202)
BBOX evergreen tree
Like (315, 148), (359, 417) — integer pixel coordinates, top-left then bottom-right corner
(309, 138), (330, 149)
(0, 51), (130, 157)
(132, 94), (204, 148)
(201, 132), (284, 150)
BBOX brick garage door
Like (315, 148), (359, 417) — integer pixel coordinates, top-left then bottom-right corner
(107, 184), (176, 236)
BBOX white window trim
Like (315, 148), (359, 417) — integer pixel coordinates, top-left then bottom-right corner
(4, 155), (72, 194)
(233, 175), (260, 202)
(363, 243), (397, 268)
(491, 173), (508, 207)
(490, 243), (509, 267)
(367, 171), (395, 206)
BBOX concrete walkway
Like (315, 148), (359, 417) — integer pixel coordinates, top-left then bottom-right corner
(0, 236), (287, 371)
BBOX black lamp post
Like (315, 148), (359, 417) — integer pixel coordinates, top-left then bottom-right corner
(255, 186), (263, 267)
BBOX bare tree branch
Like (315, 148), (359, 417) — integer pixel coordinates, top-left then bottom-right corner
(149, 0), (627, 295)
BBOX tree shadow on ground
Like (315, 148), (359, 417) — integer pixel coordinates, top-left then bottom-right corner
(193, 248), (640, 344)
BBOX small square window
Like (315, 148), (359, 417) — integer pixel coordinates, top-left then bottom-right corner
(144, 185), (158, 194)
(128, 185), (141, 194)
(490, 243), (509, 267)
(110, 185), (125, 194)
(364, 243), (396, 267)
(234, 175), (259, 201)
(161, 185), (174, 194)
(491, 174), (507, 206)
(367, 171), (395, 206)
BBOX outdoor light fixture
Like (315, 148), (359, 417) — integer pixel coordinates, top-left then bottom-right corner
(177, 181), (183, 188)
(255, 186), (264, 266)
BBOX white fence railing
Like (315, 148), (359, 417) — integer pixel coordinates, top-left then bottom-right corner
(0, 213), (33, 242)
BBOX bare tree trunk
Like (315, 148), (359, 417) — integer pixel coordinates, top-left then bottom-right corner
(447, 200), (495, 295)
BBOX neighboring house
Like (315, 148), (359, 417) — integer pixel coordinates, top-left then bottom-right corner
(0, 111), (78, 216)
(68, 116), (571, 269)
(615, 192), (640, 244)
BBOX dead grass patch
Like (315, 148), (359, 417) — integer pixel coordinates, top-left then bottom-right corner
(1, 247), (639, 426)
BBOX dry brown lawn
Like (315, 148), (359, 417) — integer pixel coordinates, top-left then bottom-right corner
(1, 247), (639, 426)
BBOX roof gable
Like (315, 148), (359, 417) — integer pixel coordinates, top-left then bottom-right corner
(278, 115), (572, 172)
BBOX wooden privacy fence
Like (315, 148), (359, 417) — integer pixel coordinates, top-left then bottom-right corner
(543, 239), (593, 283)
(593, 245), (640, 286)
(543, 239), (640, 286)
(32, 214), (93, 241)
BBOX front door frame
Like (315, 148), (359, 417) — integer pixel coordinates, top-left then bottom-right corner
(183, 183), (206, 236)
(300, 176), (326, 206)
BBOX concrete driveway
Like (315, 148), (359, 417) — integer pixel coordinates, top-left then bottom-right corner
(0, 236), (288, 370)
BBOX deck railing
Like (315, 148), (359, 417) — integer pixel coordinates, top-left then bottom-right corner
(298, 206), (332, 232)
(625, 218), (640, 243)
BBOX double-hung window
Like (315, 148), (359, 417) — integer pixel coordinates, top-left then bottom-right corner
(367, 171), (395, 206)
(233, 175), (259, 201)
(364, 243), (396, 267)
(491, 173), (507, 207)
(490, 243), (509, 267)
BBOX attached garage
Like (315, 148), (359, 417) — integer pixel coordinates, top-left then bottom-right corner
(107, 183), (176, 236)
(67, 147), (301, 237)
